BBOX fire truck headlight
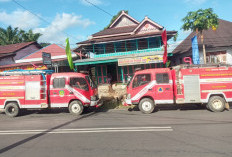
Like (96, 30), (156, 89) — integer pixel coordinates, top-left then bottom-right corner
(91, 96), (97, 101)
(127, 94), (131, 99)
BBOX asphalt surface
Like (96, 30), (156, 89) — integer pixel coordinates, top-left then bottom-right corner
(0, 105), (232, 157)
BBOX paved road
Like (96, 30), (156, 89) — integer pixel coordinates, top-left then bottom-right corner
(0, 105), (232, 157)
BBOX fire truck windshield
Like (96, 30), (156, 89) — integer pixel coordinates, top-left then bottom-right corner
(86, 76), (97, 88)
(127, 75), (134, 86)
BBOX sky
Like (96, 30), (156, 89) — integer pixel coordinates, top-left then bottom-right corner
(0, 0), (231, 48)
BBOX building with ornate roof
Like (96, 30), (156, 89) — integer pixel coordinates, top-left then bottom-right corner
(74, 11), (177, 84)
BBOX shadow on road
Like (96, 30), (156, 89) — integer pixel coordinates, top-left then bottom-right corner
(128, 104), (232, 112)
(16, 105), (108, 117)
(0, 110), (100, 154)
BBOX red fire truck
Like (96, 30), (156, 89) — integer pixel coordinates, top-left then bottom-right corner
(0, 70), (102, 117)
(125, 64), (231, 113)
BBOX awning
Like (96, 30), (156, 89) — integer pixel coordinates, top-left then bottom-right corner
(74, 51), (173, 66)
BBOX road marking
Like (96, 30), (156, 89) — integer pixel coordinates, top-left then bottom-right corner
(0, 126), (173, 135)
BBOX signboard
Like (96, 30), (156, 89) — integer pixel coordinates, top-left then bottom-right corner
(0, 65), (47, 72)
(118, 55), (163, 66)
(42, 52), (52, 65)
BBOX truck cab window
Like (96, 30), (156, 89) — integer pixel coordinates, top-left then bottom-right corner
(132, 74), (151, 88)
(70, 77), (89, 91)
(53, 78), (65, 88)
(85, 76), (97, 88)
(156, 73), (169, 84)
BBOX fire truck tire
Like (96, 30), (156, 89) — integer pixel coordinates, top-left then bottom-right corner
(139, 98), (155, 114)
(69, 100), (84, 115)
(207, 96), (225, 112)
(5, 102), (20, 117)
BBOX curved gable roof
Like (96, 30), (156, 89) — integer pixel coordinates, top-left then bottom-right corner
(109, 11), (139, 28)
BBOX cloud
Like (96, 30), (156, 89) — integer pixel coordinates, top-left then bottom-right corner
(184, 0), (207, 5)
(79, 0), (102, 6)
(0, 10), (40, 29)
(33, 13), (95, 44)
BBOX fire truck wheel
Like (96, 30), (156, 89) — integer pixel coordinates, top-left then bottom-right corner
(69, 101), (84, 115)
(5, 102), (20, 117)
(208, 96), (225, 112)
(139, 98), (155, 114)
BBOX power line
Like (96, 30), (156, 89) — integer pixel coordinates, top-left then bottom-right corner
(11, 0), (80, 42)
(83, 0), (113, 17)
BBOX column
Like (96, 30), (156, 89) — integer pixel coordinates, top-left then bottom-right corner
(121, 67), (124, 83)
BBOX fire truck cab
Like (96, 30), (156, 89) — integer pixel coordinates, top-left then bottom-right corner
(126, 64), (232, 113)
(0, 70), (102, 117)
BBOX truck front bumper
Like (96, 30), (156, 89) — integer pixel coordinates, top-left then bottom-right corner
(90, 99), (103, 108)
(125, 98), (132, 106)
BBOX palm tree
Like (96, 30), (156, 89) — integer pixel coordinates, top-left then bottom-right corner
(182, 8), (219, 64)
(0, 26), (22, 45)
(0, 26), (42, 45)
(22, 29), (42, 42)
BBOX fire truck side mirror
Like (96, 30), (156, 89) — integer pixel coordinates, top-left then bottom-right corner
(183, 57), (192, 65)
(127, 76), (131, 82)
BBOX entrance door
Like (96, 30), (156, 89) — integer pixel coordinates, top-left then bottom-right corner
(95, 65), (107, 84)
(184, 75), (201, 103)
(107, 64), (117, 83)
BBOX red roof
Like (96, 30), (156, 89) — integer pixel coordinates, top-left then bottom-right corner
(0, 42), (37, 54)
(22, 44), (66, 60)
(0, 58), (66, 69)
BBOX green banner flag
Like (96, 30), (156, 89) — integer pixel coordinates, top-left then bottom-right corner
(65, 38), (74, 70)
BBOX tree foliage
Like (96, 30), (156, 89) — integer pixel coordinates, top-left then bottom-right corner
(181, 8), (219, 33)
(181, 8), (219, 64)
(104, 10), (128, 30)
(39, 42), (50, 48)
(0, 26), (42, 45)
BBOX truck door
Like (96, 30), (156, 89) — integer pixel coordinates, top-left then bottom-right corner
(69, 77), (91, 104)
(130, 73), (154, 103)
(154, 72), (174, 104)
(50, 77), (70, 107)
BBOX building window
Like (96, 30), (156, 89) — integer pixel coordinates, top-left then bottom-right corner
(94, 44), (104, 54)
(138, 38), (148, 50)
(115, 42), (126, 52)
(149, 37), (161, 48)
(105, 43), (115, 53)
(126, 40), (137, 51)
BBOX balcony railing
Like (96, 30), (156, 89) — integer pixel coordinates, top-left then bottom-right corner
(93, 47), (163, 58)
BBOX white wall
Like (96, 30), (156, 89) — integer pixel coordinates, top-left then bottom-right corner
(199, 51), (204, 64)
(226, 48), (232, 65)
